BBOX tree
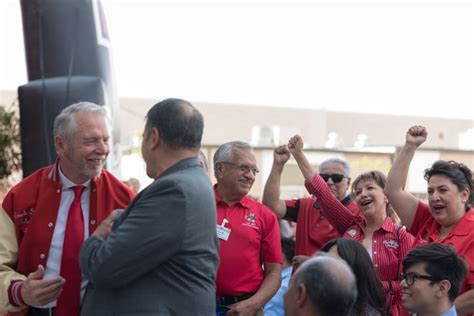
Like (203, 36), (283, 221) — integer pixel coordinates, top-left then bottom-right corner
(0, 100), (21, 179)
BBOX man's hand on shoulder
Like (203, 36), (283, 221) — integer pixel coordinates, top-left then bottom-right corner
(21, 265), (64, 306)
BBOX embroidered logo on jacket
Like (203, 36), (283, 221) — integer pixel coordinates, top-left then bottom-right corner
(347, 229), (357, 238)
(383, 239), (399, 249)
(15, 207), (35, 233)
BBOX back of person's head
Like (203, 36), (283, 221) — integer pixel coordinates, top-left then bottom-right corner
(281, 237), (295, 266)
(403, 243), (468, 302)
(351, 170), (400, 224)
(319, 158), (351, 177)
(145, 98), (203, 150)
(424, 160), (473, 210)
(53, 101), (107, 140)
(321, 238), (386, 315)
(291, 254), (357, 316)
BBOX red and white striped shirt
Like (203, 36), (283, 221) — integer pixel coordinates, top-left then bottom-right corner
(304, 173), (415, 316)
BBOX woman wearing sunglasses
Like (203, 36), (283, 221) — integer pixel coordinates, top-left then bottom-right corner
(384, 125), (474, 315)
(287, 135), (414, 316)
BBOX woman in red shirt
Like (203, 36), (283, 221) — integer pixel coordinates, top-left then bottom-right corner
(288, 135), (414, 316)
(385, 125), (474, 315)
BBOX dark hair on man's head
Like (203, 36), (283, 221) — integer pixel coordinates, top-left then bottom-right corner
(402, 243), (468, 302)
(321, 238), (387, 315)
(295, 255), (357, 316)
(281, 237), (295, 264)
(424, 160), (473, 210)
(145, 98), (203, 150)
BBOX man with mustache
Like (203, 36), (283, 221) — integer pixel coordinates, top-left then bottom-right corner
(213, 141), (282, 316)
(0, 102), (134, 316)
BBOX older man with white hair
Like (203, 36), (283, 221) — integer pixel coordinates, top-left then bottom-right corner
(0, 102), (134, 316)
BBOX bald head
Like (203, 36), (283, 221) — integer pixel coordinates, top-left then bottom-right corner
(285, 254), (357, 316)
(307, 255), (356, 289)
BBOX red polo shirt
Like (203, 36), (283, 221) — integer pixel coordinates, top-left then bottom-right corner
(215, 188), (282, 296)
(409, 201), (474, 291)
(284, 196), (360, 256)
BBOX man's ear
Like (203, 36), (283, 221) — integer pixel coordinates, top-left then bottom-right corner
(148, 127), (161, 149)
(214, 162), (224, 179)
(295, 283), (308, 308)
(55, 136), (66, 156)
(437, 280), (452, 298)
(346, 177), (351, 187)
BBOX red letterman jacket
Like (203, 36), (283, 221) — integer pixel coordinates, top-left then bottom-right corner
(0, 160), (134, 316)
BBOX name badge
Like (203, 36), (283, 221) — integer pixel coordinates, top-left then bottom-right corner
(217, 218), (231, 241)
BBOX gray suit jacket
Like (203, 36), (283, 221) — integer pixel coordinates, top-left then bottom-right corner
(79, 157), (218, 316)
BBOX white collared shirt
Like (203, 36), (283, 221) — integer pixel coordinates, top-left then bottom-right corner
(37, 167), (91, 308)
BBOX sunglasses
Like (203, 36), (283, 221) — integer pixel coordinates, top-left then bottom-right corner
(319, 173), (346, 183)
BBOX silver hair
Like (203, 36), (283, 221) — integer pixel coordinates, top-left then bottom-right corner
(319, 158), (351, 177)
(53, 102), (107, 139)
(213, 141), (253, 165)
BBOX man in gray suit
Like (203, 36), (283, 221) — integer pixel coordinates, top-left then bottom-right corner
(79, 98), (219, 315)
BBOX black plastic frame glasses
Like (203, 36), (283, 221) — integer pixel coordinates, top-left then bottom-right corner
(221, 161), (259, 175)
(319, 173), (346, 183)
(401, 273), (439, 286)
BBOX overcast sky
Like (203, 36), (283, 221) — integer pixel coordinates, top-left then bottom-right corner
(1, 0), (473, 119)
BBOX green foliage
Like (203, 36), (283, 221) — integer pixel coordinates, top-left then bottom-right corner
(0, 102), (21, 178)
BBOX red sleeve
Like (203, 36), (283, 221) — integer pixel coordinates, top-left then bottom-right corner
(261, 206), (283, 264)
(283, 199), (300, 222)
(7, 280), (26, 307)
(304, 173), (359, 235)
(407, 201), (431, 236)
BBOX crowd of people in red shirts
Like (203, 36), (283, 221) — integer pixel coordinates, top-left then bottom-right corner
(0, 99), (472, 316)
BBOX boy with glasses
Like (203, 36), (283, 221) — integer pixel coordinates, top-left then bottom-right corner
(401, 243), (468, 316)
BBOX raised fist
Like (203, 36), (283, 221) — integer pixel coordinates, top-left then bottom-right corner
(406, 125), (428, 147)
(273, 145), (291, 166)
(288, 135), (304, 156)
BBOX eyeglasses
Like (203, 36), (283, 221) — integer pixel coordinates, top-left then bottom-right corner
(401, 273), (438, 286)
(221, 161), (259, 175)
(319, 173), (346, 183)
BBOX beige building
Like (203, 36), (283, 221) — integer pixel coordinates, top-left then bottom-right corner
(118, 97), (473, 199)
(1, 91), (473, 199)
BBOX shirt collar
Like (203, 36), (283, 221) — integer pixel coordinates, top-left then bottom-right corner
(213, 184), (251, 209)
(379, 217), (398, 233)
(440, 305), (457, 316)
(446, 209), (474, 236)
(58, 166), (91, 190)
(358, 217), (397, 234)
